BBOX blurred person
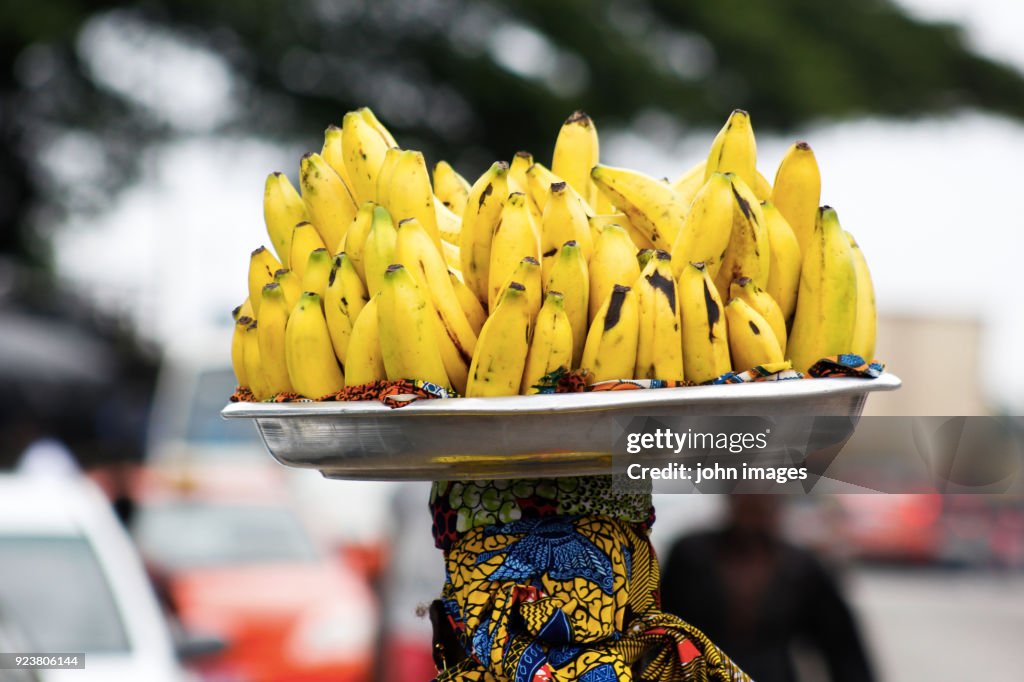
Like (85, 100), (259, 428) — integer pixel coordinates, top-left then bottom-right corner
(661, 496), (874, 682)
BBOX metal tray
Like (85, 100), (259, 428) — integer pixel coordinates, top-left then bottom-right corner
(221, 374), (901, 481)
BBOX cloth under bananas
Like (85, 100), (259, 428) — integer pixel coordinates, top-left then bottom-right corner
(234, 107), (881, 402)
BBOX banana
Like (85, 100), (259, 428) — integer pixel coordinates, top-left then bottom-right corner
(237, 298), (254, 320)
(301, 248), (332, 298)
(344, 295), (386, 387)
(543, 240), (589, 368)
(671, 159), (707, 208)
(231, 313), (250, 387)
(637, 248), (657, 273)
(846, 231), (877, 361)
(263, 172), (308, 265)
(729, 277), (788, 353)
(508, 151), (534, 195)
(242, 319), (273, 400)
(588, 213), (653, 251)
(285, 292), (345, 398)
(725, 298), (784, 372)
(488, 192), (540, 310)
(342, 109), (392, 204)
(433, 160), (471, 216)
(495, 256), (542, 328)
(460, 161), (509, 306)
(670, 172), (734, 280)
(258, 283), (294, 396)
(345, 201), (376, 283)
(787, 207), (858, 373)
(521, 291), (573, 394)
(289, 222), (327, 281)
(761, 200), (802, 323)
(300, 152), (358, 251)
(363, 205), (398, 297)
(248, 246), (283, 316)
(590, 164), (685, 251)
(634, 252), (684, 381)
(588, 223), (640, 323)
(679, 261), (732, 383)
(377, 264), (452, 388)
(321, 125), (354, 189)
(324, 252), (368, 365)
(375, 146), (402, 207)
(525, 162), (593, 218)
(358, 107), (398, 147)
(712, 175), (770, 301)
(772, 141), (821, 255)
(385, 150), (443, 251)
(436, 201), (462, 244)
(541, 181), (594, 278)
(466, 281), (531, 397)
(552, 110), (599, 207)
(704, 109), (757, 192)
(753, 170), (773, 202)
(273, 268), (301, 311)
(441, 239), (461, 271)
(449, 269), (487, 334)
(581, 284), (639, 382)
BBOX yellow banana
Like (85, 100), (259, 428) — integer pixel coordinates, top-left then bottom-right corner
(704, 109), (757, 192)
(449, 269), (487, 334)
(543, 240), (589, 368)
(342, 109), (392, 204)
(772, 141), (821, 255)
(375, 146), (402, 207)
(634, 252), (684, 381)
(433, 160), (471, 216)
(521, 291), (573, 394)
(242, 319), (273, 400)
(679, 261), (732, 383)
(725, 298), (784, 373)
(385, 150), (443, 251)
(377, 264), (452, 388)
(324, 253), (368, 365)
(248, 246), (283, 316)
(670, 172), (734, 280)
(301, 248), (332, 298)
(671, 159), (707, 208)
(258, 283), (294, 396)
(321, 125), (354, 190)
(435, 200), (462, 246)
(363, 205), (398, 297)
(344, 295), (386, 387)
(753, 170), (773, 202)
(729, 277), (788, 353)
(357, 107), (398, 147)
(300, 152), (358, 251)
(441, 239), (461, 271)
(495, 256), (542, 328)
(263, 172), (308, 265)
(509, 151), (544, 225)
(273, 268), (301, 312)
(552, 110), (599, 207)
(846, 231), (877, 361)
(712, 175), (770, 301)
(460, 161), (509, 306)
(588, 224), (640, 323)
(588, 212), (653, 251)
(590, 164), (685, 251)
(581, 284), (639, 382)
(466, 281), (531, 397)
(541, 181), (594, 277)
(488, 192), (540, 310)
(289, 222), (326, 282)
(344, 201), (376, 283)
(525, 162), (593, 218)
(285, 292), (345, 398)
(231, 313), (250, 387)
(761, 200), (802, 323)
(787, 207), (858, 373)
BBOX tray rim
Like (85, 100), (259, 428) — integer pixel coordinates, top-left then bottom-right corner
(221, 373), (901, 419)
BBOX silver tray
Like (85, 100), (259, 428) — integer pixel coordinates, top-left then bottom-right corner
(221, 374), (901, 481)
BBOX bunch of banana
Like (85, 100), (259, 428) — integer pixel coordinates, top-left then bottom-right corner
(231, 106), (879, 401)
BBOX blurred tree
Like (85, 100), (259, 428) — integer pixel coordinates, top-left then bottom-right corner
(3, 0), (1024, 264)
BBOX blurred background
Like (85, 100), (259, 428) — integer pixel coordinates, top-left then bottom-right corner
(1, 0), (1023, 680)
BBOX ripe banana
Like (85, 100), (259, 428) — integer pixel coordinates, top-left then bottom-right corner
(495, 256), (542, 328)
(787, 207), (858, 373)
(671, 159), (707, 209)
(725, 298), (784, 372)
(581, 284), (639, 382)
(588, 213), (653, 251)
(384, 150), (443, 251)
(301, 248), (332, 298)
(324, 252), (368, 365)
(679, 261), (732, 383)
(345, 201), (376, 282)
(460, 161), (509, 306)
(772, 141), (821, 255)
(358, 107), (399, 148)
(525, 161), (593, 218)
(588, 223), (640, 323)
(441, 239), (461, 271)
(273, 268), (301, 312)
(753, 171), (773, 202)
(543, 240), (589, 368)
(704, 109), (757, 192)
(542, 181), (594, 279)
(300, 152), (357, 251)
(342, 108), (392, 204)
(375, 146), (402, 207)
(712, 175), (770, 302)
(670, 172), (734, 280)
(466, 281), (531, 397)
(264, 172), (308, 265)
(509, 151), (544, 225)
(344, 295), (386, 387)
(846, 231), (877, 361)
(634, 251), (684, 381)
(258, 283), (294, 395)
(321, 124), (354, 191)
(729, 277), (788, 353)
(289, 222), (327, 281)
(285, 292), (345, 397)
(242, 319), (273, 400)
(433, 160), (471, 216)
(521, 291), (573, 394)
(449, 269), (487, 334)
(590, 164), (685, 251)
(231, 313), (250, 387)
(248, 246), (283, 316)
(761, 200), (802, 323)
(363, 205), (398, 297)
(377, 264), (452, 389)
(435, 201), (462, 245)
(552, 110), (599, 207)
(488, 192), (540, 310)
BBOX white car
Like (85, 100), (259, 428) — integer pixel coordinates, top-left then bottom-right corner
(0, 474), (194, 682)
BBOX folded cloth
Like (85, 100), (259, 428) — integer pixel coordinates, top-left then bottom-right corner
(431, 512), (752, 681)
(806, 354), (885, 378)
